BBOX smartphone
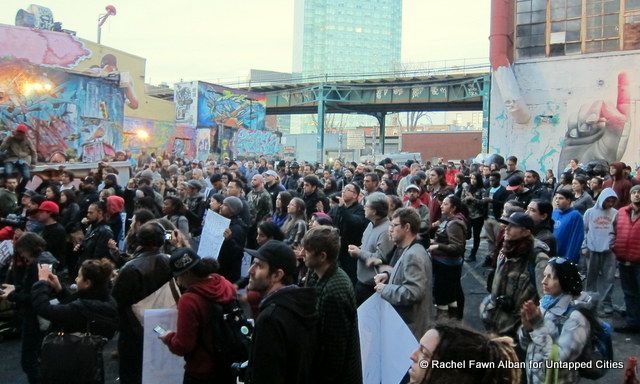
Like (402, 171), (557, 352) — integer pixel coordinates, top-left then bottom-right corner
(153, 325), (168, 337)
(164, 231), (173, 241)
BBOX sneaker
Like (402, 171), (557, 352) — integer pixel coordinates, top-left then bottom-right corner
(614, 324), (640, 334)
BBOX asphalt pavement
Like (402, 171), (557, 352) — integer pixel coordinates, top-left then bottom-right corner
(0, 242), (638, 383)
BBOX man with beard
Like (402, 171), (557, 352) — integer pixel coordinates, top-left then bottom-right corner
(284, 162), (302, 191)
(524, 170), (551, 201)
(247, 240), (318, 383)
(73, 201), (114, 275)
(480, 212), (549, 338)
(302, 175), (328, 219)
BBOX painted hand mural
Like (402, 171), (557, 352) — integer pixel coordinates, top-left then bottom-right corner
(558, 72), (631, 171)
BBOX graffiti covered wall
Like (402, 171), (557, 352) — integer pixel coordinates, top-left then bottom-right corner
(489, 52), (640, 173)
(197, 82), (266, 130)
(0, 59), (124, 162)
(123, 117), (194, 160)
(231, 128), (281, 157)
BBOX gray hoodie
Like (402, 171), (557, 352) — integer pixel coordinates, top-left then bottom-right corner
(582, 187), (618, 252)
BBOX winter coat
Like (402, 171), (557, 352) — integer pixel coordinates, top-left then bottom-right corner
(306, 266), (362, 384)
(481, 238), (549, 338)
(302, 188), (328, 219)
(0, 134), (37, 164)
(31, 281), (118, 339)
(430, 213), (467, 266)
(484, 185), (509, 219)
(248, 285), (318, 384)
(583, 188), (618, 253)
(518, 293), (591, 384)
(218, 216), (247, 283)
(247, 188), (273, 225)
(330, 202), (368, 285)
(78, 222), (114, 263)
(552, 207), (584, 263)
(111, 250), (172, 337)
(613, 204), (640, 264)
(572, 192), (594, 215)
(163, 275), (236, 381)
(532, 222), (557, 257)
(379, 241), (434, 340)
(355, 219), (394, 285)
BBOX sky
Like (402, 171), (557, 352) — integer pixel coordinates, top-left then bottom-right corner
(0, 0), (490, 85)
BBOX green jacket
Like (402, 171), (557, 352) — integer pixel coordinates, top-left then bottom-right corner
(306, 265), (362, 384)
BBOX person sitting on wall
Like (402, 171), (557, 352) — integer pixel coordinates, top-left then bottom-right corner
(1, 124), (37, 191)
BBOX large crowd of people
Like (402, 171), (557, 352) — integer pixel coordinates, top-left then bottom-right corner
(0, 123), (639, 383)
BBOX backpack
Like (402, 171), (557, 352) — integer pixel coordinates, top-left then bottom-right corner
(558, 306), (614, 380)
(206, 299), (254, 367)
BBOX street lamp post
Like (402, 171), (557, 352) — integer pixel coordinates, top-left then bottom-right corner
(97, 5), (117, 44)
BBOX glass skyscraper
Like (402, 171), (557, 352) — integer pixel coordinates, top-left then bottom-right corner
(293, 0), (402, 78)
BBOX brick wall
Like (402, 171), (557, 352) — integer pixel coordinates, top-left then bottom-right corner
(400, 131), (482, 161)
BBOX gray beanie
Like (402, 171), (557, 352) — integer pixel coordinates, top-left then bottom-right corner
(223, 196), (243, 216)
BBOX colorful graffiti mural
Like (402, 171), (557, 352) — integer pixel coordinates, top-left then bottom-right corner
(197, 82), (266, 130)
(231, 128), (281, 157)
(123, 117), (195, 160)
(0, 59), (124, 162)
(489, 54), (640, 173)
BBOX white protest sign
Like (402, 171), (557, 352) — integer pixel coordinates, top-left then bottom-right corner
(197, 210), (230, 259)
(142, 309), (183, 384)
(358, 294), (417, 384)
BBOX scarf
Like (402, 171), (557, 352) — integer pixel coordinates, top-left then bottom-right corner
(540, 294), (561, 310)
(500, 236), (534, 260)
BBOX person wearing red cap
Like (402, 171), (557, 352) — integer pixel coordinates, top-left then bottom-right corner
(34, 201), (66, 266)
(1, 123), (37, 188)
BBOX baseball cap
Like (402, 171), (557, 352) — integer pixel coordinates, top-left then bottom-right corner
(499, 212), (534, 231)
(16, 124), (29, 134)
(169, 248), (201, 277)
(506, 175), (524, 191)
(263, 170), (278, 177)
(404, 184), (420, 193)
(38, 201), (59, 214)
(254, 240), (297, 278)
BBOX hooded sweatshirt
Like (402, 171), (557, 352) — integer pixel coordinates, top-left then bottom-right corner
(583, 188), (618, 252)
(552, 207), (584, 263)
(249, 285), (318, 384)
(603, 162), (632, 209)
(163, 274), (236, 380)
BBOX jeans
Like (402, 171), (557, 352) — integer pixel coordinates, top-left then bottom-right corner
(468, 217), (485, 259)
(4, 160), (31, 180)
(584, 250), (616, 311)
(619, 262), (640, 327)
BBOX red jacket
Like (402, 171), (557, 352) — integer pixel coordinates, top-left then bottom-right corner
(613, 205), (640, 264)
(164, 274), (236, 380)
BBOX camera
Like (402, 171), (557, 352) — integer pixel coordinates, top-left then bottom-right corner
(495, 295), (515, 312)
(0, 214), (27, 230)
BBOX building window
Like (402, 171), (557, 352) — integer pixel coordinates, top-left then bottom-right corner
(515, 0), (640, 58)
